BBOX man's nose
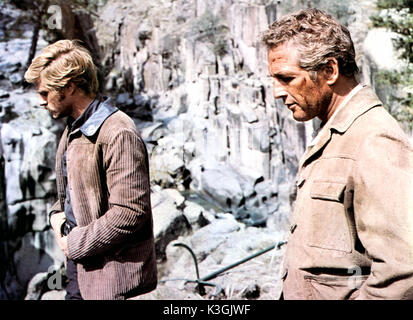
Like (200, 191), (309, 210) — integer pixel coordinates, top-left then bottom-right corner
(272, 79), (287, 100)
(38, 97), (47, 108)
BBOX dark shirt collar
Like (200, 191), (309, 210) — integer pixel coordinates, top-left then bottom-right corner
(67, 96), (101, 132)
(67, 95), (118, 137)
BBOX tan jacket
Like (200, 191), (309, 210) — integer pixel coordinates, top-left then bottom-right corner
(282, 86), (413, 300)
(50, 98), (157, 299)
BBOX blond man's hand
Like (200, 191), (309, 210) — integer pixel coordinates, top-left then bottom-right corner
(50, 211), (66, 235)
(50, 211), (69, 256)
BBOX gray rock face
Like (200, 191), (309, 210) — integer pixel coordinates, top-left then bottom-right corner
(0, 92), (66, 298)
(0, 4), (65, 299)
(96, 0), (307, 227)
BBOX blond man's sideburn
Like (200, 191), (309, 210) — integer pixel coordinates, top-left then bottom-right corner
(24, 39), (99, 96)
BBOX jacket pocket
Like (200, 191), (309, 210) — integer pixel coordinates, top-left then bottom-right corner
(310, 180), (346, 202)
(306, 180), (351, 253)
(304, 273), (368, 300)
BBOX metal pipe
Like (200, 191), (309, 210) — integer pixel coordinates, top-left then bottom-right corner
(200, 242), (285, 282)
(173, 243), (201, 280)
(170, 240), (287, 296)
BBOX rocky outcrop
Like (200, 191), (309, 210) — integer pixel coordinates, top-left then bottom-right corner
(0, 4), (67, 299)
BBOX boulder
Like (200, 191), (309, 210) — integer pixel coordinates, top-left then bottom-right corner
(151, 187), (190, 260)
(160, 213), (286, 299)
(199, 165), (244, 210)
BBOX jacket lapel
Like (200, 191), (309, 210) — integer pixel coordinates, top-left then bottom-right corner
(299, 86), (383, 167)
(299, 127), (332, 168)
(80, 97), (118, 138)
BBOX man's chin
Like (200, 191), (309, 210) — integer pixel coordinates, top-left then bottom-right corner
(50, 114), (65, 120)
(292, 113), (312, 122)
(289, 106), (309, 122)
(49, 111), (65, 120)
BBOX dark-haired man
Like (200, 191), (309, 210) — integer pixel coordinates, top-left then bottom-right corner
(262, 8), (413, 299)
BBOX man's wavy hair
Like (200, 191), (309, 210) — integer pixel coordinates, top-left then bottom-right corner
(261, 8), (359, 78)
(25, 39), (99, 95)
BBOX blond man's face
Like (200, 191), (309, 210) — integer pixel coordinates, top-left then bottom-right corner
(36, 74), (73, 119)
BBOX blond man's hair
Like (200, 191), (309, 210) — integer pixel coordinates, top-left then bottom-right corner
(24, 39), (99, 95)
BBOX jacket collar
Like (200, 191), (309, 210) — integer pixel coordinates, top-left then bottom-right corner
(78, 96), (118, 137)
(299, 85), (383, 167)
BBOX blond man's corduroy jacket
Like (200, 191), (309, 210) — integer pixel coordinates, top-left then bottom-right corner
(282, 85), (413, 300)
(50, 98), (157, 299)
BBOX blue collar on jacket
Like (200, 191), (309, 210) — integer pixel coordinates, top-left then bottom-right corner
(79, 96), (118, 137)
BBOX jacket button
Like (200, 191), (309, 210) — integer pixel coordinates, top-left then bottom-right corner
(281, 269), (288, 280)
(290, 224), (297, 233)
(296, 177), (305, 188)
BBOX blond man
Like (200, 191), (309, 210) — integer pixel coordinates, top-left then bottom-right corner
(25, 40), (157, 300)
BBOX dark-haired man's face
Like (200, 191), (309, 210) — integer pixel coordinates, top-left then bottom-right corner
(268, 42), (332, 123)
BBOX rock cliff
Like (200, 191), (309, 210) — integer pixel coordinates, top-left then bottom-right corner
(96, 0), (306, 224)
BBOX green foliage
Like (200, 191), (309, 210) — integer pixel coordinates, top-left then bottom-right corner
(374, 68), (413, 123)
(371, 0), (413, 62)
(370, 0), (413, 128)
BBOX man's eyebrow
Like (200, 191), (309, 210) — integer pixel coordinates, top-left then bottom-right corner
(268, 71), (295, 78)
(268, 71), (280, 78)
